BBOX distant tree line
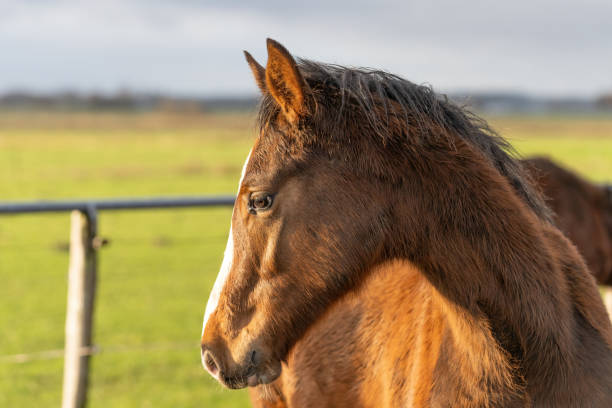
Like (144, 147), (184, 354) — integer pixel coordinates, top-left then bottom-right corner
(0, 90), (258, 113)
(597, 94), (612, 109)
(0, 90), (611, 114)
(450, 92), (612, 114)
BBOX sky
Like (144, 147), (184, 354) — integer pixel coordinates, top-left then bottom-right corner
(1, 0), (611, 98)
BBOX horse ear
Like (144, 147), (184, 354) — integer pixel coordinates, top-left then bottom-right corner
(265, 38), (307, 123)
(244, 51), (266, 93)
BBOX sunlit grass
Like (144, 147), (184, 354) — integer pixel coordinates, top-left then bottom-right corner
(0, 112), (610, 407)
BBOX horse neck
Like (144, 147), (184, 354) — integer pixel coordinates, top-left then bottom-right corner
(381, 139), (612, 383)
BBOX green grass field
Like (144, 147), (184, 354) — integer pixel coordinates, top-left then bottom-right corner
(0, 112), (611, 407)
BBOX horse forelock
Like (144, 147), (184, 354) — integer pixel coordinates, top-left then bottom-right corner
(256, 59), (552, 223)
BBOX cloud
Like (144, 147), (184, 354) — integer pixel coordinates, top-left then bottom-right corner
(1, 0), (611, 96)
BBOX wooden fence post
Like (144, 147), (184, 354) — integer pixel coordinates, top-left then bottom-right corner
(61, 209), (98, 408)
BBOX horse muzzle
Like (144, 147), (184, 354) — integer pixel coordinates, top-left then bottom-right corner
(201, 344), (281, 389)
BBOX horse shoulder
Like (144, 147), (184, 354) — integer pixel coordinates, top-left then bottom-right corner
(250, 260), (519, 407)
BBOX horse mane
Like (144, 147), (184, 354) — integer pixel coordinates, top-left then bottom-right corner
(257, 59), (552, 222)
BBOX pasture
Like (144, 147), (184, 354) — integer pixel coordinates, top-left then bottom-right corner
(0, 112), (611, 407)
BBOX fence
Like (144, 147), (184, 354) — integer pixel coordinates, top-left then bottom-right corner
(0, 196), (235, 408)
(4, 194), (612, 406)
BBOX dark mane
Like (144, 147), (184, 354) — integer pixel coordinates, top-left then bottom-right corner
(257, 59), (552, 222)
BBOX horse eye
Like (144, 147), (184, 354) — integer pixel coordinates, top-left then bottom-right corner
(248, 193), (274, 213)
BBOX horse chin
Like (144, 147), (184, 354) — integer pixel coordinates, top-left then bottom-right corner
(246, 358), (282, 388)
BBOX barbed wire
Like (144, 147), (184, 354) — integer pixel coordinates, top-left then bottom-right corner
(0, 233), (229, 250)
(0, 341), (199, 364)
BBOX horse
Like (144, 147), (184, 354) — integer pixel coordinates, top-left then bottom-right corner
(522, 157), (612, 285)
(200, 39), (612, 407)
(522, 157), (612, 321)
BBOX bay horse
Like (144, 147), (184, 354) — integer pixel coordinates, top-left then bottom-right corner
(200, 39), (612, 407)
(522, 157), (612, 322)
(522, 157), (612, 285)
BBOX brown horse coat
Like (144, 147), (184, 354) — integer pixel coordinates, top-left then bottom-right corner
(522, 157), (612, 285)
(200, 40), (612, 407)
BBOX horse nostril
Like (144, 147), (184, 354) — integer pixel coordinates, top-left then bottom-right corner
(202, 350), (219, 377)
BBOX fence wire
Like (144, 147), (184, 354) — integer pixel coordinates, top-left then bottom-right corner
(0, 342), (199, 364)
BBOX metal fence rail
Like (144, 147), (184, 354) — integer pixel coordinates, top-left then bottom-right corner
(0, 195), (235, 214)
(0, 195), (235, 408)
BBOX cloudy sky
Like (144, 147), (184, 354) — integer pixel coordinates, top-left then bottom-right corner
(1, 0), (611, 97)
